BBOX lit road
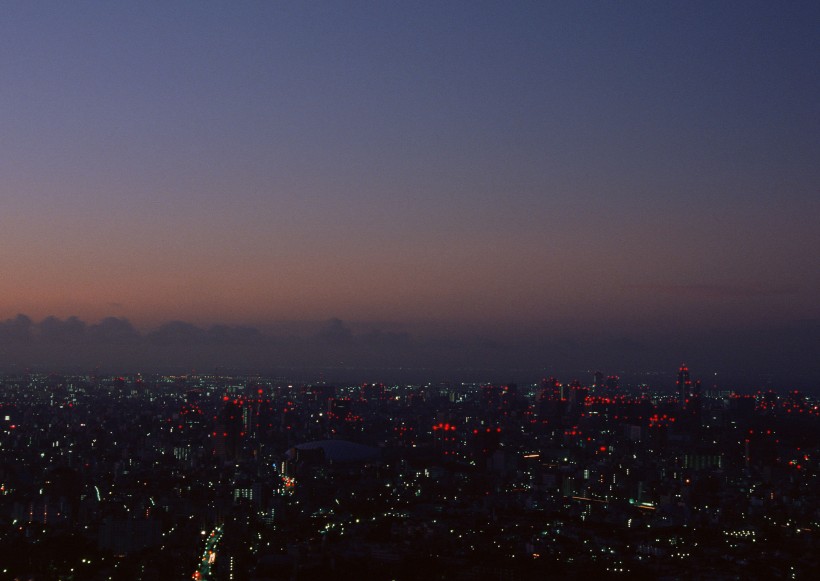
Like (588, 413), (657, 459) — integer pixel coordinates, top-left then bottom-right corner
(192, 525), (223, 581)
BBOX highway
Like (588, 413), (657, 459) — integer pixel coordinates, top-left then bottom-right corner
(192, 525), (223, 581)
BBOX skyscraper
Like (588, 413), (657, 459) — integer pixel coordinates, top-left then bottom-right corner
(593, 371), (604, 392)
(676, 364), (691, 406)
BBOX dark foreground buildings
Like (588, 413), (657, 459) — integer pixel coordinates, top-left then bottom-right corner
(0, 368), (817, 579)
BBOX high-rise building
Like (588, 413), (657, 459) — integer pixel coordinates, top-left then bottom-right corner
(605, 375), (620, 393)
(676, 364), (691, 406)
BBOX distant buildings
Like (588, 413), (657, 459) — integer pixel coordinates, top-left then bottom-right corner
(0, 367), (817, 579)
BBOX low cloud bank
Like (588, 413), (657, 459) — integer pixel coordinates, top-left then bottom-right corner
(0, 314), (818, 390)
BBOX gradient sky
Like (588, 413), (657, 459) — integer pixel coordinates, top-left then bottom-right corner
(2, 1), (819, 345)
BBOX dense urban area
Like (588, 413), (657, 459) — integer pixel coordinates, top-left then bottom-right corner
(0, 367), (818, 580)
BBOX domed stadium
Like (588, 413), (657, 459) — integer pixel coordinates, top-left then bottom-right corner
(286, 440), (380, 464)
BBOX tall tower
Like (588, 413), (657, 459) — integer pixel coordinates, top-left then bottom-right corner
(676, 364), (691, 406)
(593, 371), (604, 392)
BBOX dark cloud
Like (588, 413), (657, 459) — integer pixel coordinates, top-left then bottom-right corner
(38, 316), (86, 342)
(206, 324), (263, 345)
(146, 321), (207, 344)
(87, 317), (140, 343)
(317, 318), (353, 345)
(360, 329), (411, 349)
(0, 314), (818, 391)
(0, 314), (34, 341)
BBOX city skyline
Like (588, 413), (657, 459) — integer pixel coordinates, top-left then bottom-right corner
(2, 2), (819, 378)
(1, 369), (817, 578)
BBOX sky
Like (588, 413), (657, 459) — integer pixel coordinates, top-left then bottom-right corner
(1, 1), (819, 383)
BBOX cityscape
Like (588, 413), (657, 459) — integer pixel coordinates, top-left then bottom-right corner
(2, 2), (818, 579)
(0, 367), (817, 579)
